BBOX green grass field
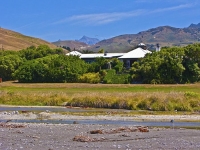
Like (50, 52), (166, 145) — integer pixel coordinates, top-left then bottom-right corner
(0, 81), (200, 112)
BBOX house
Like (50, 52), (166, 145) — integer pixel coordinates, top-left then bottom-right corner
(80, 53), (125, 63)
(66, 43), (152, 68)
(118, 47), (152, 68)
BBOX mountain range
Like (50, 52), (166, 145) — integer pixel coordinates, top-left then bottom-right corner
(1, 23), (200, 52)
(52, 40), (88, 50)
(53, 23), (200, 52)
(76, 36), (99, 45)
(52, 36), (99, 51)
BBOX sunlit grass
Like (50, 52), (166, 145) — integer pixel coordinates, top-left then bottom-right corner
(0, 82), (200, 112)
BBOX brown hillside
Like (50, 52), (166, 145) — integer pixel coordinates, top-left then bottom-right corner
(52, 40), (89, 50)
(52, 24), (200, 53)
(88, 25), (200, 52)
(0, 28), (57, 51)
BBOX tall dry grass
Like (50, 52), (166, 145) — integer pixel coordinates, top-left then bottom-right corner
(1, 90), (199, 111)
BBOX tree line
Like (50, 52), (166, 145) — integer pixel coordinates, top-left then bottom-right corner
(130, 44), (200, 84)
(0, 43), (200, 84)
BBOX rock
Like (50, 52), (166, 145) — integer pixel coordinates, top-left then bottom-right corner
(137, 126), (149, 132)
(73, 121), (78, 124)
(73, 135), (94, 142)
(90, 130), (103, 134)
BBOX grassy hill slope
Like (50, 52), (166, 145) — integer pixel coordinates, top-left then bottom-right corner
(0, 28), (57, 51)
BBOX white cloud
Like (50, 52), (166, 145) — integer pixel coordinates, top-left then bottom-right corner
(151, 3), (193, 13)
(54, 10), (145, 25)
(53, 3), (194, 26)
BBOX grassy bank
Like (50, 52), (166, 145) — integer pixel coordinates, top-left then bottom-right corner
(0, 82), (200, 111)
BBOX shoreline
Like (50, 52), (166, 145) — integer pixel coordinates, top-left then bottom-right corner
(1, 105), (200, 122)
(0, 111), (200, 122)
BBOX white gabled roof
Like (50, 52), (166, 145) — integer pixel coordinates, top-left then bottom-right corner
(65, 48), (151, 59)
(119, 47), (151, 59)
(80, 53), (103, 58)
(80, 53), (124, 59)
(66, 51), (82, 56)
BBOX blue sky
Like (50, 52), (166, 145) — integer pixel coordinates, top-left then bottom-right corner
(1, 0), (200, 42)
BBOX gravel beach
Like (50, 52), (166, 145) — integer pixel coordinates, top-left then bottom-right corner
(1, 123), (200, 150)
(0, 108), (200, 150)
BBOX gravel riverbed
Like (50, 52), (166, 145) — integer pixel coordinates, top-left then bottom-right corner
(0, 123), (200, 150)
(0, 110), (200, 150)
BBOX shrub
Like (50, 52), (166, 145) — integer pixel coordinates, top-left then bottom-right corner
(103, 69), (130, 84)
(189, 100), (200, 108)
(174, 103), (192, 111)
(79, 72), (101, 83)
(137, 100), (149, 110)
(184, 91), (199, 98)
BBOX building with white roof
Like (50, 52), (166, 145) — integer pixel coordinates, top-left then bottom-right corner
(66, 43), (152, 68)
(118, 47), (151, 68)
(80, 53), (125, 63)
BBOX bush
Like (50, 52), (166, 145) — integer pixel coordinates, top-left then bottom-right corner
(184, 91), (199, 98)
(174, 103), (192, 111)
(79, 72), (101, 83)
(137, 100), (149, 110)
(103, 69), (130, 84)
(189, 99), (200, 108)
